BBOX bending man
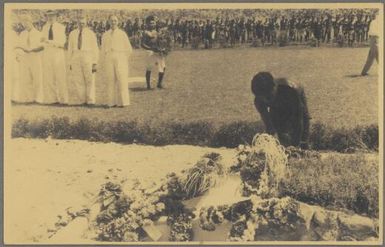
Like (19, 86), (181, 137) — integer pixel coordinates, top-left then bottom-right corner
(251, 72), (311, 148)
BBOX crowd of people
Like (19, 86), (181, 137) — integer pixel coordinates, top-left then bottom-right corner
(10, 12), (134, 107)
(9, 8), (379, 147)
(13, 9), (378, 49)
(9, 8), (379, 110)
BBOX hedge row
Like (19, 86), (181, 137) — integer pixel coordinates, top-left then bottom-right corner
(280, 153), (379, 218)
(12, 116), (378, 151)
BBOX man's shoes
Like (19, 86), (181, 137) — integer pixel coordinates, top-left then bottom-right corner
(361, 72), (369, 76)
(157, 84), (164, 89)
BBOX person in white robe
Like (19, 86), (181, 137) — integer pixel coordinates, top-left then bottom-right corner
(100, 15), (133, 107)
(41, 10), (68, 104)
(10, 30), (22, 103)
(15, 16), (44, 103)
(67, 16), (99, 105)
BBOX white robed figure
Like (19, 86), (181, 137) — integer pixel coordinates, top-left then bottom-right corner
(16, 15), (45, 103)
(67, 16), (99, 105)
(100, 15), (133, 107)
(41, 10), (68, 104)
(9, 30), (22, 102)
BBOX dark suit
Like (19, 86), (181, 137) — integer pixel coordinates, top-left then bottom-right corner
(254, 79), (311, 147)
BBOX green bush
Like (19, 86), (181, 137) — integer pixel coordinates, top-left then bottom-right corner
(327, 128), (367, 152)
(355, 124), (379, 151)
(11, 117), (378, 152)
(12, 118), (30, 138)
(48, 116), (73, 139)
(280, 154), (379, 218)
(309, 122), (330, 150)
(168, 121), (215, 146)
(29, 119), (51, 138)
(70, 118), (94, 140)
(140, 122), (175, 146)
(309, 122), (378, 152)
(108, 120), (144, 144)
(211, 121), (265, 148)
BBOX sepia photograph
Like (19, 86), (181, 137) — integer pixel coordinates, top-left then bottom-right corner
(3, 2), (384, 245)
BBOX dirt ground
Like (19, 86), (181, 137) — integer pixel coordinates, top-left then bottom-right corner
(4, 138), (379, 244)
(4, 138), (237, 244)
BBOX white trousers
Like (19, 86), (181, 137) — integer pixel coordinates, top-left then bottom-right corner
(19, 53), (44, 103)
(11, 56), (21, 102)
(68, 51), (95, 105)
(146, 51), (166, 73)
(104, 52), (130, 107)
(42, 47), (68, 104)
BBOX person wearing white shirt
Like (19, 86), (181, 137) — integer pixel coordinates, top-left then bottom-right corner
(41, 10), (68, 104)
(361, 14), (379, 76)
(67, 16), (99, 105)
(10, 30), (22, 103)
(16, 15), (44, 103)
(100, 15), (133, 107)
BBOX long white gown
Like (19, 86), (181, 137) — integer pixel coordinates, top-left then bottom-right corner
(18, 28), (44, 103)
(41, 22), (68, 104)
(67, 27), (99, 105)
(10, 31), (21, 102)
(100, 28), (133, 107)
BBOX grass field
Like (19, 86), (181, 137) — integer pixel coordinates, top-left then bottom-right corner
(11, 46), (379, 128)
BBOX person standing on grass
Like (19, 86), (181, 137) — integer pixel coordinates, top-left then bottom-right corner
(141, 15), (168, 90)
(251, 72), (311, 149)
(67, 16), (99, 105)
(361, 14), (379, 76)
(41, 10), (68, 105)
(10, 29), (22, 103)
(100, 15), (133, 107)
(16, 15), (45, 104)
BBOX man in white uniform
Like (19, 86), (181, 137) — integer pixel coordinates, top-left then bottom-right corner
(101, 15), (132, 107)
(16, 15), (44, 103)
(361, 13), (379, 76)
(41, 10), (68, 104)
(10, 29), (22, 103)
(67, 16), (99, 105)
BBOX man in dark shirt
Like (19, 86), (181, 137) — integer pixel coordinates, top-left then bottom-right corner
(180, 21), (188, 48)
(141, 15), (168, 89)
(125, 19), (133, 37)
(191, 22), (201, 49)
(251, 72), (311, 148)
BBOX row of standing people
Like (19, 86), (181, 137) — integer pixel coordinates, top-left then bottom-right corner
(11, 12), (133, 107)
(59, 14), (375, 48)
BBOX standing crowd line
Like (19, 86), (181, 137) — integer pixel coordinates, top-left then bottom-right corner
(13, 10), (378, 49)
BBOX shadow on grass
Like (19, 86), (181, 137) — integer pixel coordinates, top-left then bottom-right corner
(130, 87), (152, 92)
(345, 74), (364, 78)
(345, 74), (377, 78)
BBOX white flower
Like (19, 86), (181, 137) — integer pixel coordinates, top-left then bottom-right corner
(156, 203), (165, 212)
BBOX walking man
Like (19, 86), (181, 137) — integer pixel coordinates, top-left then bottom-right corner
(67, 16), (99, 105)
(41, 10), (68, 104)
(100, 15), (133, 107)
(361, 14), (379, 76)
